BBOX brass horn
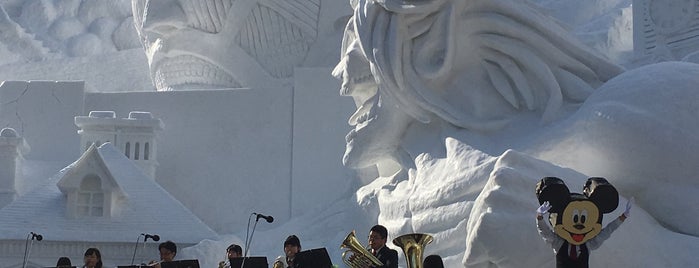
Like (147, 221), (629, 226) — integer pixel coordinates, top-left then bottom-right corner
(340, 230), (384, 268)
(272, 260), (284, 268)
(393, 233), (433, 268)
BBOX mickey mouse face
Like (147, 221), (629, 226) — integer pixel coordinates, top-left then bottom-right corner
(536, 177), (619, 245)
(553, 200), (602, 245)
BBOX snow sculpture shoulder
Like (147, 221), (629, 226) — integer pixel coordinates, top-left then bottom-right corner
(333, 0), (623, 172)
(132, 0), (321, 91)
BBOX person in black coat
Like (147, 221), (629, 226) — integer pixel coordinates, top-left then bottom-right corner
(367, 225), (398, 268)
(423, 255), (444, 268)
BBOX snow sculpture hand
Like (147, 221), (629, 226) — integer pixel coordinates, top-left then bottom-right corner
(623, 197), (634, 218)
(536, 201), (551, 216)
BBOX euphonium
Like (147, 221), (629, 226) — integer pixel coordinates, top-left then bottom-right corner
(340, 230), (384, 268)
(392, 233), (433, 268)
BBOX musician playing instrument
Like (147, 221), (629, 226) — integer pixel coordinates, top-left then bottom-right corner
(82, 248), (103, 268)
(218, 244), (243, 268)
(366, 225), (398, 268)
(273, 235), (301, 268)
(56, 256), (72, 268)
(423, 255), (444, 268)
(149, 240), (177, 268)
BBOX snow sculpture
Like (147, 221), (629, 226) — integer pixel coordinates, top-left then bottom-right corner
(0, 0), (137, 59)
(333, 0), (623, 175)
(132, 0), (321, 91)
(336, 0), (699, 267)
(0, 128), (29, 208)
(632, 0), (699, 63)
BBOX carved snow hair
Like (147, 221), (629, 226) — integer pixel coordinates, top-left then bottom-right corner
(346, 0), (624, 131)
(180, 0), (234, 33)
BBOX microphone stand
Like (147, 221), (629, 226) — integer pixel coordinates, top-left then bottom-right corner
(130, 234), (142, 266)
(21, 233), (36, 268)
(242, 213), (260, 268)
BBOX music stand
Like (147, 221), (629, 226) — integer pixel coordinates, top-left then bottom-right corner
(229, 257), (267, 268)
(294, 248), (333, 268)
(160, 260), (199, 268)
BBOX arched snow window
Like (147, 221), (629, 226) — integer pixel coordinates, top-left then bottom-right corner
(125, 142), (131, 158)
(77, 175), (104, 217)
(135, 142), (140, 160)
(144, 142), (149, 160)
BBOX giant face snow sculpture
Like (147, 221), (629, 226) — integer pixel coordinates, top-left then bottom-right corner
(132, 0), (321, 91)
(333, 0), (624, 173)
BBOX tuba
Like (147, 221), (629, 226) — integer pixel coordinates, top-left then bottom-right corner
(393, 233), (433, 268)
(341, 230), (384, 268)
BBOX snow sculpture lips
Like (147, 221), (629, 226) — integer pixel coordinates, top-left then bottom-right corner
(132, 0), (241, 90)
(133, 0), (321, 90)
(152, 55), (239, 91)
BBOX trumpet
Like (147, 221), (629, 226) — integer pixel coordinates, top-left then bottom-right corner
(393, 233), (433, 268)
(340, 230), (384, 268)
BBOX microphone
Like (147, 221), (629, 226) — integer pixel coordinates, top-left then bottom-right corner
(254, 213), (274, 223)
(30, 232), (42, 241)
(131, 233), (158, 265)
(242, 212), (273, 265)
(142, 233), (160, 242)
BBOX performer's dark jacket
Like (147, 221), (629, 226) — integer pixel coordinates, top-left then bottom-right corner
(536, 217), (623, 268)
(372, 245), (398, 268)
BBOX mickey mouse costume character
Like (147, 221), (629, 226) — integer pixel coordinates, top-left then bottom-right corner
(535, 177), (633, 268)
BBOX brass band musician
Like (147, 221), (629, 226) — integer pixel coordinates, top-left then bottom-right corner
(423, 255), (444, 268)
(273, 235), (301, 268)
(56, 256), (72, 268)
(149, 240), (177, 268)
(365, 225), (398, 268)
(218, 244), (243, 268)
(82, 248), (103, 268)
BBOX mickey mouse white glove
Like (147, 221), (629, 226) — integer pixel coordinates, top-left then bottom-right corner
(536, 201), (552, 216)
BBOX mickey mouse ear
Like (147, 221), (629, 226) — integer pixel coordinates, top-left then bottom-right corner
(584, 177), (619, 213)
(535, 177), (570, 213)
